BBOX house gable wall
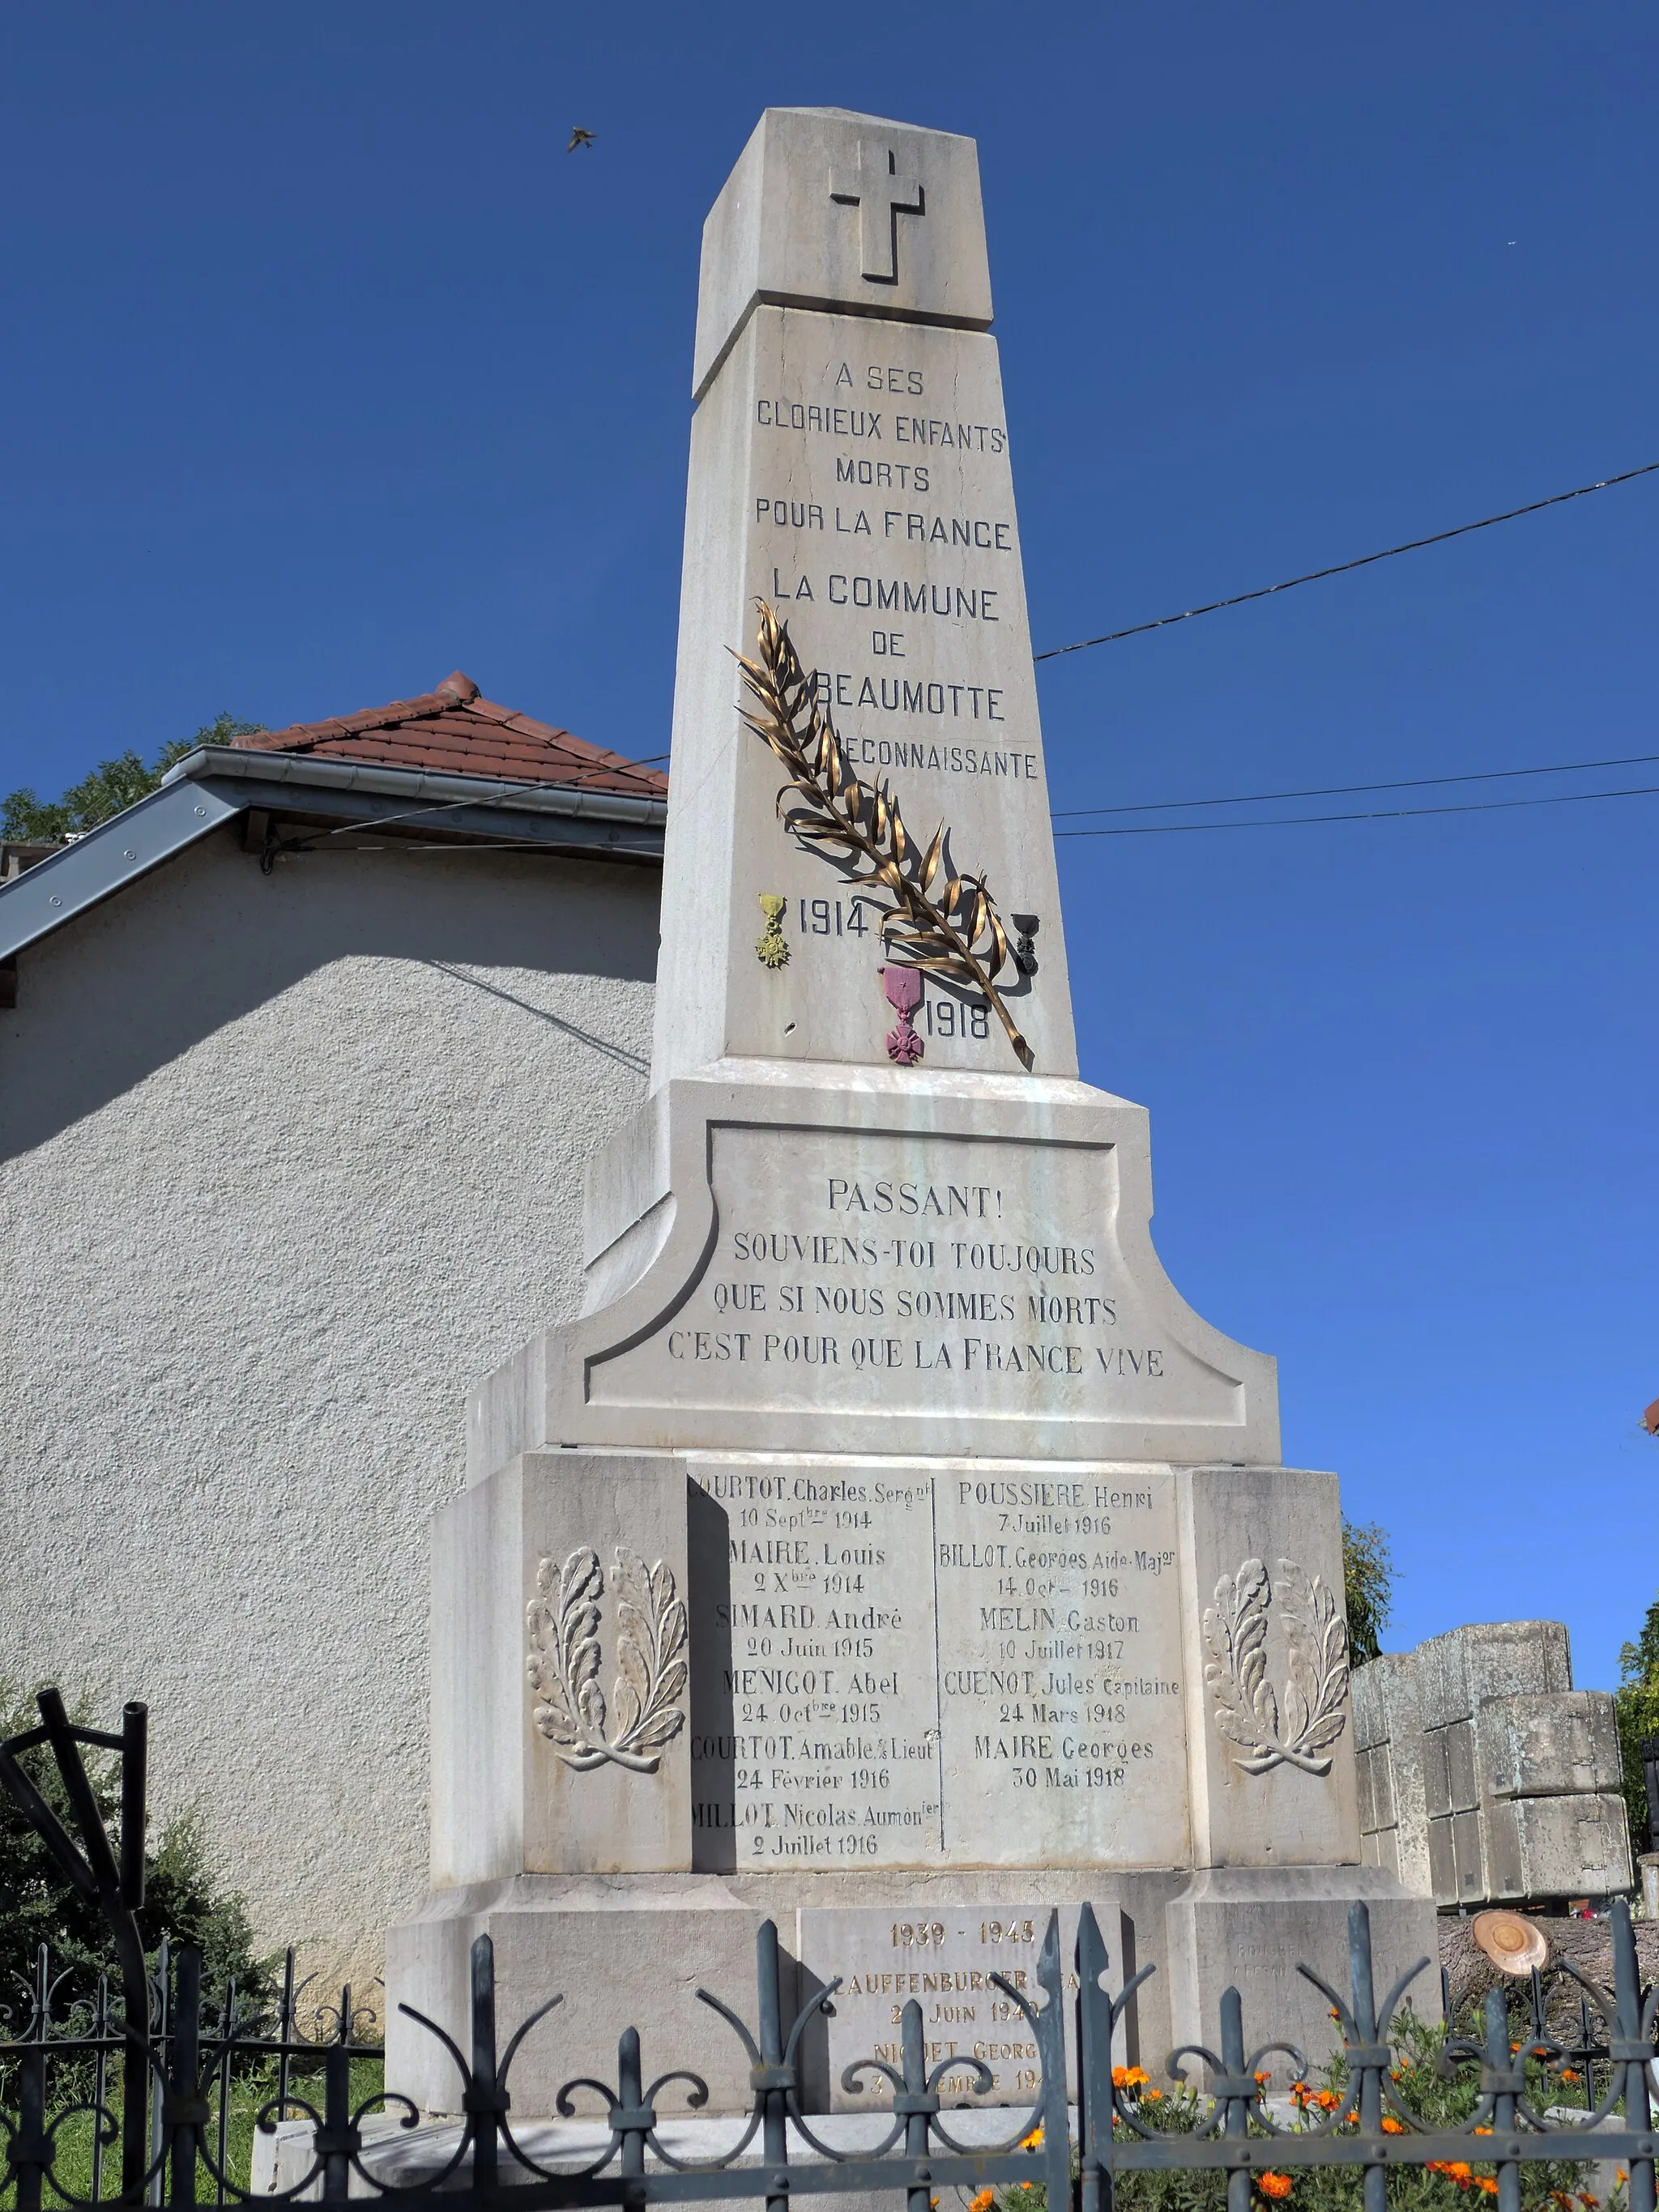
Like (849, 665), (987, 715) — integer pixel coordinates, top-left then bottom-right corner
(0, 826), (658, 1991)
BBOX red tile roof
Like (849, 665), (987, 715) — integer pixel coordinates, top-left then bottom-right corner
(231, 672), (666, 799)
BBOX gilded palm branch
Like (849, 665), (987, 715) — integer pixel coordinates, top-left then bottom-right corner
(735, 603), (1034, 1071)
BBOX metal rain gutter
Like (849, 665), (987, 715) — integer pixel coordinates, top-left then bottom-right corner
(160, 745), (668, 829)
(0, 747), (668, 965)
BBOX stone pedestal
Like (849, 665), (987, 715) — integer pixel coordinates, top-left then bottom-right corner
(1163, 1866), (1439, 2076)
(386, 101), (1435, 2118)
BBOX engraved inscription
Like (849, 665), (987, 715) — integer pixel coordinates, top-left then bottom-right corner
(687, 1461), (1188, 1871)
(590, 1125), (1243, 1429)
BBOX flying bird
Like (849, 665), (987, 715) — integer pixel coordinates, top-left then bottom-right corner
(567, 127), (596, 152)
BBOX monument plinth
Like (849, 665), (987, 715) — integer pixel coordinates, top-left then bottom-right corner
(387, 104), (1435, 2117)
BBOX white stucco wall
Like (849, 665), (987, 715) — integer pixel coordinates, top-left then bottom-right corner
(0, 824), (659, 1993)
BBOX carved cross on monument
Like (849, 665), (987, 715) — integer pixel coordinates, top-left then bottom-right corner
(829, 144), (925, 285)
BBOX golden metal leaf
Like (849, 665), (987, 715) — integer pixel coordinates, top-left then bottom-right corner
(735, 603), (1033, 1071)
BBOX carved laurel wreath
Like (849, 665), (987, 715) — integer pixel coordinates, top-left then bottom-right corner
(526, 1547), (688, 1774)
(1202, 1555), (1350, 1776)
(736, 602), (1032, 1069)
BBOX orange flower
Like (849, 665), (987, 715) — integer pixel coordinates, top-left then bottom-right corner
(1143, 2089), (1163, 2102)
(1257, 2175), (1294, 2201)
(1428, 2160), (1474, 2186)
(1473, 2127), (1493, 2137)
(1314, 2090), (1341, 2112)
(1112, 2066), (1150, 2091)
(1381, 2116), (1405, 2134)
(1579, 2196), (1599, 2210)
(1256, 2071), (1271, 2086)
(1019, 2127), (1043, 2151)
(1562, 2070), (1580, 2084)
(1477, 2181), (1499, 2197)
(970, 2193), (996, 2212)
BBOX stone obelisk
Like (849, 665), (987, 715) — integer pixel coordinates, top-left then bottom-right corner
(386, 105), (1434, 2118)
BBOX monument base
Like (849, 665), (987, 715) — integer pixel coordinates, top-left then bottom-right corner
(1163, 1864), (1442, 2078)
(386, 1867), (1439, 2116)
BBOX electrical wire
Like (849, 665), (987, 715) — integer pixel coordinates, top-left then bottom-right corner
(1032, 461), (1659, 663)
(1052, 749), (1659, 820)
(295, 748), (671, 846)
(1054, 781), (1659, 837)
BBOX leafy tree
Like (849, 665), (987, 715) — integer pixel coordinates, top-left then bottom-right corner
(0, 1683), (277, 2016)
(2, 714), (263, 843)
(1341, 1517), (1394, 1664)
(1615, 1593), (1659, 1852)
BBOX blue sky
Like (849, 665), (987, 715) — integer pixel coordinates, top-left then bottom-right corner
(2, 5), (1654, 1684)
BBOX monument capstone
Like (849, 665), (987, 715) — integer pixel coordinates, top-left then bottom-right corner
(386, 104), (1438, 2115)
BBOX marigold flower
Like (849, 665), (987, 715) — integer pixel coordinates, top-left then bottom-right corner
(1020, 2128), (1043, 2151)
(1314, 2090), (1341, 2112)
(1579, 2195), (1599, 2209)
(1618, 2175), (1629, 2187)
(1562, 2070), (1580, 2084)
(970, 2193), (996, 2212)
(1381, 2116), (1405, 2134)
(1477, 2181), (1499, 2197)
(1255, 2070), (1271, 2086)
(1473, 2127), (1493, 2137)
(1112, 2066), (1149, 2091)
(1257, 2174), (1293, 2200)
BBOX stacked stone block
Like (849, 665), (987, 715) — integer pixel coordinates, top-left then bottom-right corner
(1353, 1622), (1630, 1908)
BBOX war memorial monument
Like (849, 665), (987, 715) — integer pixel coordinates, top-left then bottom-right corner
(386, 104), (1439, 2116)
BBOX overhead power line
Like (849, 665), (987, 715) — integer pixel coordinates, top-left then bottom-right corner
(1054, 781), (1659, 838)
(1033, 460), (1659, 663)
(1052, 749), (1659, 820)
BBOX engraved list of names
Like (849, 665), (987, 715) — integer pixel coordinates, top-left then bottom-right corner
(686, 1456), (1189, 1869)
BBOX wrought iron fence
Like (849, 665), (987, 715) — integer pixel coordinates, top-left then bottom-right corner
(5, 1688), (1659, 2212)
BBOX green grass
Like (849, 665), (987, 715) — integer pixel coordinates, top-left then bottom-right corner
(1, 2057), (385, 2208)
